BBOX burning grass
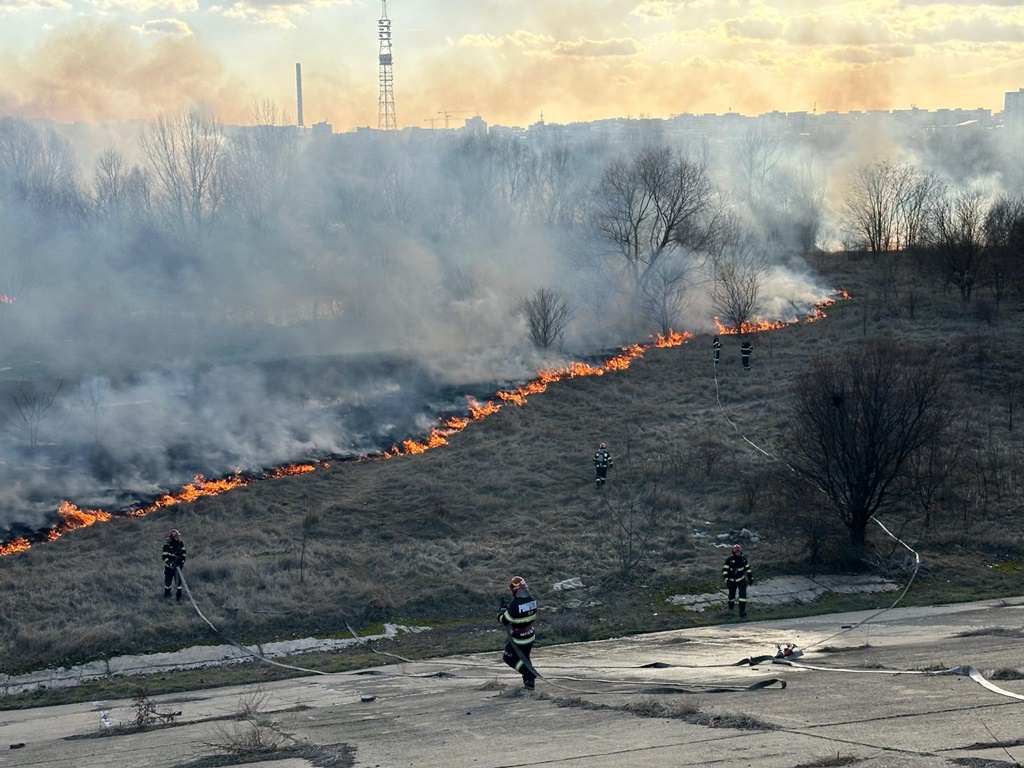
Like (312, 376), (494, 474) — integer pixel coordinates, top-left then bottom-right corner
(2, 253), (1024, 693)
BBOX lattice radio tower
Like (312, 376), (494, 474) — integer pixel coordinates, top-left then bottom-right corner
(377, 0), (397, 130)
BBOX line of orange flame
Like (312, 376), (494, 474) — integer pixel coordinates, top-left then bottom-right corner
(0, 290), (849, 558)
(0, 463), (321, 557)
(714, 290), (850, 335)
(382, 334), (687, 458)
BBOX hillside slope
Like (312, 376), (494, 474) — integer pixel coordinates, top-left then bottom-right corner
(1, 253), (1022, 682)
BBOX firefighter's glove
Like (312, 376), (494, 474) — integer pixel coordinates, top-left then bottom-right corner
(747, 576), (753, 586)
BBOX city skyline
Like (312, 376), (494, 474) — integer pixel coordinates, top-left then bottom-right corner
(0, 0), (1021, 131)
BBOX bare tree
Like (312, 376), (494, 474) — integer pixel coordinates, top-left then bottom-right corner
(223, 100), (296, 229)
(776, 150), (827, 255)
(139, 105), (225, 245)
(732, 126), (780, 215)
(590, 145), (722, 318)
(530, 144), (585, 228)
(710, 228), (768, 332)
(515, 287), (573, 349)
(636, 257), (693, 336)
(783, 342), (952, 551)
(598, 442), (664, 579)
(0, 118), (85, 223)
(10, 381), (64, 448)
(984, 194), (1024, 303)
(929, 189), (989, 306)
(74, 377), (111, 445)
(899, 171), (944, 254)
(841, 160), (917, 254)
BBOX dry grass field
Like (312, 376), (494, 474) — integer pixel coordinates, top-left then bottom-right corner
(2, 251), (1023, 704)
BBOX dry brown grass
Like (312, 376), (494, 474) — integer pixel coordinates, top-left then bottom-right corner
(2, 253), (1024, 682)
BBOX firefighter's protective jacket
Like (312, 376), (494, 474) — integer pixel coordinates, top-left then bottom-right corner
(594, 449), (612, 469)
(498, 591), (537, 645)
(723, 554), (752, 585)
(162, 537), (187, 569)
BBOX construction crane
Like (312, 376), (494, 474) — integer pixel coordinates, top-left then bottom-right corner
(437, 109), (477, 129)
(423, 117), (440, 129)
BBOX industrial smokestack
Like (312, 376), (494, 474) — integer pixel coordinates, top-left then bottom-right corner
(295, 63), (304, 128)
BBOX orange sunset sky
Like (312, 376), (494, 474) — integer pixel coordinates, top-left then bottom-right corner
(0, 0), (1021, 129)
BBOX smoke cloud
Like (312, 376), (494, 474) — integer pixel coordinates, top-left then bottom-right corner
(3, 106), (1012, 537)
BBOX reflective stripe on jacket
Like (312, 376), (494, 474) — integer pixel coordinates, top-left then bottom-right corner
(723, 554), (751, 584)
(162, 539), (186, 568)
(499, 592), (537, 645)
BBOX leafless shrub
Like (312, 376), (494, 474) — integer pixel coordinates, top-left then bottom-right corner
(862, 549), (920, 579)
(514, 287), (573, 349)
(817, 645), (872, 654)
(129, 690), (179, 730)
(686, 439), (727, 478)
(793, 753), (860, 767)
(207, 684), (292, 759)
(599, 475), (663, 579)
(9, 380), (64, 447)
(955, 628), (1024, 639)
(706, 711), (779, 730)
(989, 667), (1024, 680)
(543, 610), (592, 642)
(622, 697), (702, 719)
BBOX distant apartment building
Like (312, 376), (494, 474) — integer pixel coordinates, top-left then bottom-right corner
(1005, 88), (1024, 126)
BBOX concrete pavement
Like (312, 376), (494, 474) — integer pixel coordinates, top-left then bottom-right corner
(3, 597), (1024, 767)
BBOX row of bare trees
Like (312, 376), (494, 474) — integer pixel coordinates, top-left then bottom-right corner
(841, 159), (1024, 309)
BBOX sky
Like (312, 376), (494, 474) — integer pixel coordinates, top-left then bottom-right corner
(0, 0), (1022, 130)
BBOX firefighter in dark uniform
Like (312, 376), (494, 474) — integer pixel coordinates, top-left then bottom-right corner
(741, 339), (753, 370)
(162, 529), (187, 602)
(498, 576), (538, 689)
(713, 335), (721, 365)
(723, 544), (753, 617)
(593, 442), (613, 488)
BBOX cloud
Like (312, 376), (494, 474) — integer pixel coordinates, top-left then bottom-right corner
(631, 0), (675, 19)
(825, 44), (916, 63)
(208, 1), (302, 28)
(915, 16), (1024, 43)
(551, 37), (643, 57)
(0, 0), (70, 10)
(208, 0), (348, 27)
(89, 0), (196, 11)
(130, 18), (193, 36)
(900, 0), (1024, 6)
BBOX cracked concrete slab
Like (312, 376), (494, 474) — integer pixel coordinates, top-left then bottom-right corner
(666, 573), (899, 611)
(3, 597), (1024, 767)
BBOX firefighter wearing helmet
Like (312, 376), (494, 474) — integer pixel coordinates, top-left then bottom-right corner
(593, 442), (613, 489)
(162, 529), (187, 602)
(723, 544), (753, 618)
(497, 576), (538, 689)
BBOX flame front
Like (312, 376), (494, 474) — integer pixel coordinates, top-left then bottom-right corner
(382, 333), (692, 458)
(714, 290), (849, 335)
(3, 463), (324, 556)
(0, 291), (847, 557)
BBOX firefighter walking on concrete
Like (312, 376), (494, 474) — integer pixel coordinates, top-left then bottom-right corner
(593, 442), (613, 488)
(498, 576), (538, 689)
(162, 529), (187, 602)
(723, 544), (753, 618)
